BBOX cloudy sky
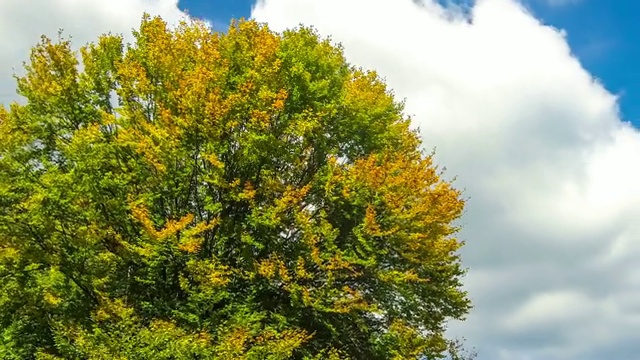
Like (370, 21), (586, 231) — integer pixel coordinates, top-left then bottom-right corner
(2, 0), (640, 359)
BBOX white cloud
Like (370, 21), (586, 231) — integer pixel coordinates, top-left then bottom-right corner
(252, 0), (640, 359)
(504, 290), (597, 329)
(0, 0), (190, 105)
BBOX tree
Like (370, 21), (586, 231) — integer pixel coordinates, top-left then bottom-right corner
(0, 15), (471, 359)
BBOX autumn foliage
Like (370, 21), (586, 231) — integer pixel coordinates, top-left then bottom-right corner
(0, 15), (471, 359)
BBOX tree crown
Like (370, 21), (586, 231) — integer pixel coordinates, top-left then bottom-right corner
(0, 16), (470, 359)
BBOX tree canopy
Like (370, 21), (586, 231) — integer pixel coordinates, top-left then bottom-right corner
(0, 15), (471, 359)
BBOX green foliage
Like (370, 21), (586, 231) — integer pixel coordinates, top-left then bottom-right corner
(0, 15), (471, 359)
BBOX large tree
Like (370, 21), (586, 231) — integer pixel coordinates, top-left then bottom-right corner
(0, 16), (471, 359)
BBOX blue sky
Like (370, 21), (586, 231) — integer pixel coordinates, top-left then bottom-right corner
(180, 0), (640, 124)
(525, 0), (640, 124)
(178, 0), (255, 31)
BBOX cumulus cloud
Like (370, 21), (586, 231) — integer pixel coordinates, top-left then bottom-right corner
(251, 0), (640, 359)
(0, 0), (190, 105)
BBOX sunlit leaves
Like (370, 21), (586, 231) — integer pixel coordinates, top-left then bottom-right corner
(0, 14), (472, 359)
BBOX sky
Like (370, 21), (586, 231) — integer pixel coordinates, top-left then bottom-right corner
(1, 0), (640, 359)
